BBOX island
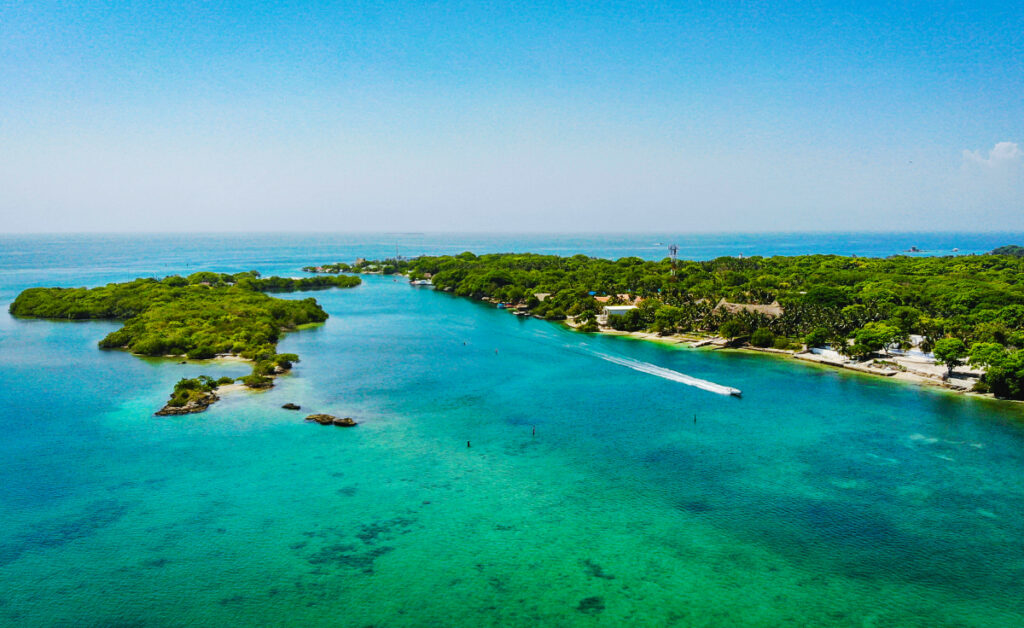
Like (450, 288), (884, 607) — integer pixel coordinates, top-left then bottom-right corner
(307, 249), (1024, 401)
(155, 375), (235, 415)
(991, 245), (1024, 257)
(9, 270), (361, 413)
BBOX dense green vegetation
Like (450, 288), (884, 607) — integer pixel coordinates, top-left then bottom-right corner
(246, 274), (361, 292)
(165, 375), (235, 408)
(303, 262), (354, 273)
(303, 260), (400, 275)
(324, 251), (1024, 399)
(991, 245), (1024, 257)
(10, 271), (360, 394)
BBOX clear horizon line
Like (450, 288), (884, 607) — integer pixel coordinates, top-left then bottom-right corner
(3, 228), (1024, 237)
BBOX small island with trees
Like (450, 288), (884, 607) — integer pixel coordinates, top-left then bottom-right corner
(308, 248), (1024, 401)
(9, 270), (361, 414)
(991, 245), (1024, 257)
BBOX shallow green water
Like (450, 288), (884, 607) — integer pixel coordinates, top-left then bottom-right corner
(2, 237), (1024, 626)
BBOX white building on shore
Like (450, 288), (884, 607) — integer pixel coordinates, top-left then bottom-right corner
(603, 305), (638, 317)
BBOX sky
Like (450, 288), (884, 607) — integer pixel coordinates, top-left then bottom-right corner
(1, 1), (1022, 233)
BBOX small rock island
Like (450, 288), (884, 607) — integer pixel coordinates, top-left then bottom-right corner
(305, 414), (358, 427)
(155, 376), (233, 415)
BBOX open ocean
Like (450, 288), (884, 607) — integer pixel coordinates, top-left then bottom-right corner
(1, 232), (1023, 626)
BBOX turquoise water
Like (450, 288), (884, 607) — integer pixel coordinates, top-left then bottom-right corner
(2, 234), (1024, 626)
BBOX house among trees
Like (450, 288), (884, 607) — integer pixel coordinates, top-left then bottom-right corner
(603, 304), (639, 317)
(594, 294), (643, 305)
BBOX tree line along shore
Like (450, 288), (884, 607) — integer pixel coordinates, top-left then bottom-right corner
(310, 249), (1024, 401)
(9, 271), (361, 413)
(11, 248), (1024, 413)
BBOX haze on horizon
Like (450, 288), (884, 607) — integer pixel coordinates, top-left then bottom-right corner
(1, 1), (1022, 234)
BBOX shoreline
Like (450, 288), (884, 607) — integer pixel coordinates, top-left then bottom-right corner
(321, 272), (1014, 404)
(153, 354), (284, 415)
(214, 382), (251, 395)
(603, 326), (1004, 401)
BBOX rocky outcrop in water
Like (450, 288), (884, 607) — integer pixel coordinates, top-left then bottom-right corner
(305, 414), (357, 427)
(155, 392), (219, 416)
(282, 403), (301, 410)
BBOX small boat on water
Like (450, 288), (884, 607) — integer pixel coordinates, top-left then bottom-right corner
(409, 279), (433, 286)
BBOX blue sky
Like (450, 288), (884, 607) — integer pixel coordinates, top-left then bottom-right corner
(1, 1), (1022, 232)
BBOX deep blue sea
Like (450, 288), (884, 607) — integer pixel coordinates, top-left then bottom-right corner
(1, 232), (1023, 626)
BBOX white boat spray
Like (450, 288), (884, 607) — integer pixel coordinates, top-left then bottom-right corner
(589, 350), (741, 397)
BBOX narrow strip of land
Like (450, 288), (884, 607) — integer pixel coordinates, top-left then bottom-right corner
(310, 249), (1024, 402)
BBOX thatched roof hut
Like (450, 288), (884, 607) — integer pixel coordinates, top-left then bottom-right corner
(713, 298), (784, 318)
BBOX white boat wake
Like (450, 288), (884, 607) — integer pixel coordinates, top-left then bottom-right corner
(591, 351), (741, 397)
